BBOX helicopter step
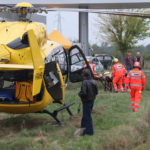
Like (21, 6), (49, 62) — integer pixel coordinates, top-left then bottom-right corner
(37, 101), (75, 124)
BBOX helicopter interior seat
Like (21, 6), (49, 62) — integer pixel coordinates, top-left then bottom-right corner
(7, 33), (29, 50)
(0, 88), (16, 104)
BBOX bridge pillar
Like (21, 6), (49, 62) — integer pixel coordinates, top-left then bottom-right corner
(79, 11), (91, 56)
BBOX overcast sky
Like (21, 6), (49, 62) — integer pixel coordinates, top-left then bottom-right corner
(46, 11), (150, 46)
(47, 12), (102, 45)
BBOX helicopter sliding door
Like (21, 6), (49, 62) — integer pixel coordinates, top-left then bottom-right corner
(68, 45), (92, 82)
(44, 61), (64, 104)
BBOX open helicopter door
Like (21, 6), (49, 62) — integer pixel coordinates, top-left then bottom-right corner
(68, 45), (93, 82)
(44, 61), (65, 104)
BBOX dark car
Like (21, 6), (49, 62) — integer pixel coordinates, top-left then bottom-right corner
(96, 54), (114, 69)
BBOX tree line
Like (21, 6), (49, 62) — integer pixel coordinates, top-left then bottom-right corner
(95, 10), (150, 62)
(91, 43), (150, 61)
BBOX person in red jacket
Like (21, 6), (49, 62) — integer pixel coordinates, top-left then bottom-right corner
(112, 58), (126, 92)
(125, 62), (146, 112)
(123, 73), (130, 92)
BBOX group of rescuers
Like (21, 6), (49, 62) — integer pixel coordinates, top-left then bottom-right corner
(77, 55), (146, 136)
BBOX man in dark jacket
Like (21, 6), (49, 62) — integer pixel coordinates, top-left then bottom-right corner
(78, 69), (98, 136)
(134, 52), (144, 69)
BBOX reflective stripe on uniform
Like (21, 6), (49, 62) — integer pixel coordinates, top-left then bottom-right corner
(142, 76), (145, 78)
(130, 77), (141, 79)
(130, 84), (142, 87)
(131, 101), (134, 103)
(135, 108), (139, 111)
(135, 103), (140, 106)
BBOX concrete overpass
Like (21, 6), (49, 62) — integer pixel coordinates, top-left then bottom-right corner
(1, 0), (150, 55)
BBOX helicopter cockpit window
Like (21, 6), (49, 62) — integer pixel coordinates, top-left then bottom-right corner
(7, 33), (29, 50)
(70, 48), (84, 72)
(45, 46), (67, 75)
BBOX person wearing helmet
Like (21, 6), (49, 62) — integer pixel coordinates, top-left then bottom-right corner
(125, 62), (146, 112)
(112, 58), (126, 92)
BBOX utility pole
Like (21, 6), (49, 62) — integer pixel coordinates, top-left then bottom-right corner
(57, 12), (62, 33)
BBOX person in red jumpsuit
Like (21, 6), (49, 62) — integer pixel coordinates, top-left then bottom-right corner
(125, 62), (146, 112)
(123, 73), (130, 92)
(112, 58), (126, 92)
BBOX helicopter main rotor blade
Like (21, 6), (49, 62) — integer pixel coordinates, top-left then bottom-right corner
(47, 8), (150, 18)
(0, 12), (46, 24)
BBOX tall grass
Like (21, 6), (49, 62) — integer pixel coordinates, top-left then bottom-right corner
(0, 80), (150, 150)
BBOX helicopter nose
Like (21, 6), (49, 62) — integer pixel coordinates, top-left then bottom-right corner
(0, 45), (10, 63)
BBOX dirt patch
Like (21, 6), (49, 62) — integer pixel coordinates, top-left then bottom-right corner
(92, 106), (106, 115)
(69, 115), (81, 128)
(33, 131), (48, 149)
(0, 115), (54, 137)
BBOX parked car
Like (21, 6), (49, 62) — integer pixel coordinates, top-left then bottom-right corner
(96, 54), (114, 69)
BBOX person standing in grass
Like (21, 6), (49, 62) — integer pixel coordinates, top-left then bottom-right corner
(134, 52), (144, 69)
(78, 68), (98, 136)
(112, 58), (126, 93)
(125, 62), (146, 112)
(125, 51), (134, 73)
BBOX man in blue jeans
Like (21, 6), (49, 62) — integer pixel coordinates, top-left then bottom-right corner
(78, 69), (98, 136)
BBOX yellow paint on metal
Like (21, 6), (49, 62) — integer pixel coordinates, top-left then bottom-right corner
(0, 64), (33, 69)
(48, 30), (72, 50)
(28, 30), (44, 96)
(15, 2), (33, 8)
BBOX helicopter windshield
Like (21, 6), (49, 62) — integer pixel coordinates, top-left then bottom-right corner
(45, 46), (67, 75)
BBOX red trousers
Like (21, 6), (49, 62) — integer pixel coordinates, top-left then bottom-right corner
(113, 75), (124, 92)
(130, 88), (141, 112)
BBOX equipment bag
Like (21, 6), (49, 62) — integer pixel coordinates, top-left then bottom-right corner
(15, 81), (34, 102)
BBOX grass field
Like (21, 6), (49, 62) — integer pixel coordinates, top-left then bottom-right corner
(0, 73), (150, 150)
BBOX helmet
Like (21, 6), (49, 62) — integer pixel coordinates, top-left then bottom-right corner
(113, 58), (119, 63)
(134, 62), (140, 68)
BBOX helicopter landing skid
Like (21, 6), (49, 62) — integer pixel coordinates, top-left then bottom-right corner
(37, 101), (75, 124)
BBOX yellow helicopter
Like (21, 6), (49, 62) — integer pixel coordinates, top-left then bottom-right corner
(0, 2), (93, 124)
